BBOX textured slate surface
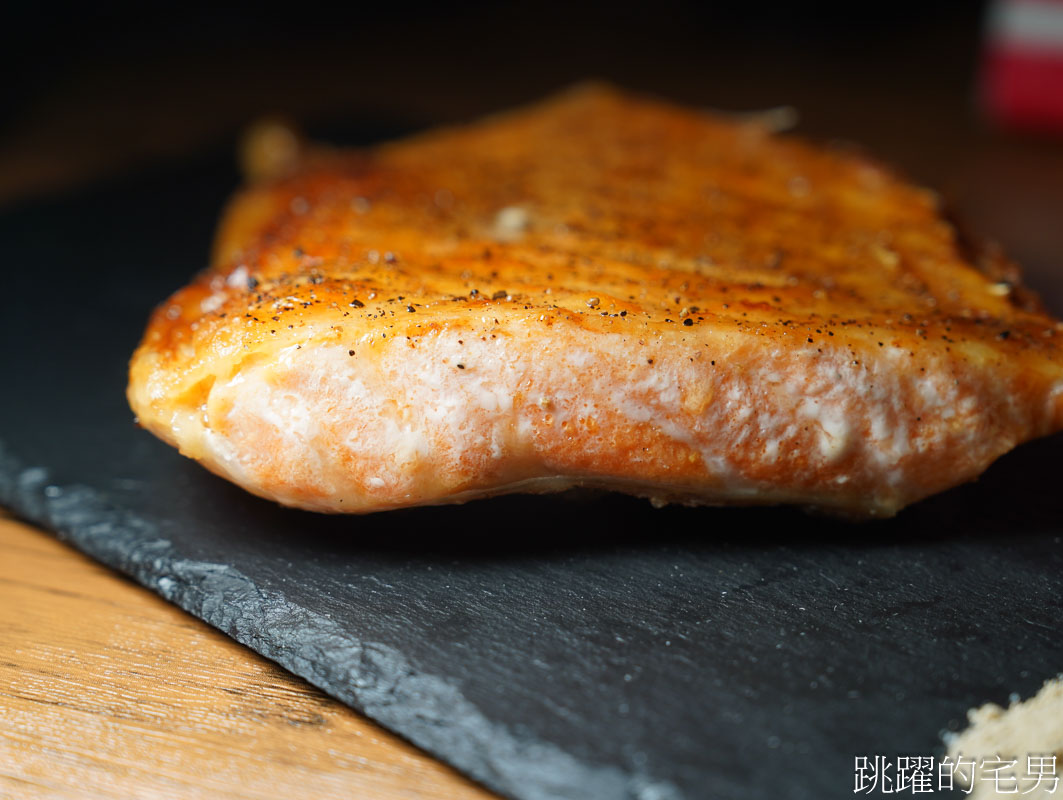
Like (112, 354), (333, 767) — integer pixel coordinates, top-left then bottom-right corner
(2, 143), (1062, 800)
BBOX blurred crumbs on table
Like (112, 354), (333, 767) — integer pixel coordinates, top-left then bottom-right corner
(0, 512), (495, 800)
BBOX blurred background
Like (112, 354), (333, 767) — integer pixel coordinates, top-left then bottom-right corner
(2, 0), (1061, 302)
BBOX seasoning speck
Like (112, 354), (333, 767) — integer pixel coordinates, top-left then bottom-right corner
(493, 206), (530, 239)
(586, 297), (600, 308)
(989, 281), (1012, 297)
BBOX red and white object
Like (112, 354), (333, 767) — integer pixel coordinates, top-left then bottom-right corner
(983, 0), (1063, 132)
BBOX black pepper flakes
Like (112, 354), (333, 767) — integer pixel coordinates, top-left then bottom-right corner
(683, 318), (694, 326)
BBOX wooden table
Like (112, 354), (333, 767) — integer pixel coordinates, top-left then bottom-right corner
(0, 512), (495, 799)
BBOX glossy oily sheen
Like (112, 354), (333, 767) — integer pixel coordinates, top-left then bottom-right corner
(127, 85), (1063, 516)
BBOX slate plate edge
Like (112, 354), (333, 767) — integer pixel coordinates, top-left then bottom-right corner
(0, 439), (685, 800)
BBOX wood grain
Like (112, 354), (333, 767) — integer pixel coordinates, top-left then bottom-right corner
(0, 512), (497, 800)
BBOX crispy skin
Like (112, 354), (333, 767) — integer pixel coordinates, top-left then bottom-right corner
(127, 85), (1063, 516)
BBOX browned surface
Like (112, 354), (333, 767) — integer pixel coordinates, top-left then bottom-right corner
(128, 85), (1063, 517)
(0, 512), (496, 800)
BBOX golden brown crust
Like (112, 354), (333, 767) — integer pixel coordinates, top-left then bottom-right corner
(127, 84), (1063, 516)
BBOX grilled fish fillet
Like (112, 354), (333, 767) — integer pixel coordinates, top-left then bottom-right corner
(127, 84), (1063, 517)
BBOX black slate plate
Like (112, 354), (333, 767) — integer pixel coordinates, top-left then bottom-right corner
(2, 137), (1062, 800)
